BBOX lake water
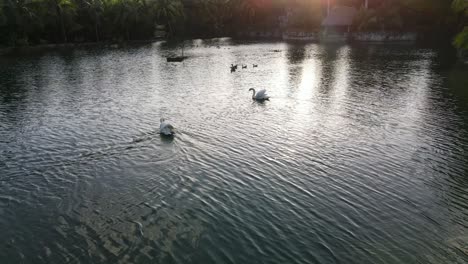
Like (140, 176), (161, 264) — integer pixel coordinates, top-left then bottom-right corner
(1, 39), (468, 264)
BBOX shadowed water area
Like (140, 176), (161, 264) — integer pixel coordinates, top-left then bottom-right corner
(1, 39), (468, 263)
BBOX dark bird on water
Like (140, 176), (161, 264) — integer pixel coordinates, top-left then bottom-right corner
(230, 64), (238, 73)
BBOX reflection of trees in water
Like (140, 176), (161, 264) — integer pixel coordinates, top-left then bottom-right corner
(0, 62), (22, 104)
(284, 44), (344, 98)
(286, 44), (306, 65)
(0, 57), (39, 128)
(420, 134), (468, 260)
(285, 44), (307, 94)
(427, 65), (468, 216)
(431, 46), (459, 71)
(62, 180), (206, 263)
(317, 44), (342, 96)
(446, 66), (468, 102)
(405, 59), (468, 255)
(343, 45), (426, 100)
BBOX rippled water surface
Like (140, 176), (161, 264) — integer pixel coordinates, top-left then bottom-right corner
(1, 40), (468, 264)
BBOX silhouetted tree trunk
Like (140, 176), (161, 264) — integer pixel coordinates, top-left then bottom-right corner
(95, 12), (99, 42)
(55, 0), (67, 42)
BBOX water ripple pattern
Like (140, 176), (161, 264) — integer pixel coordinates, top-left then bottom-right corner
(1, 40), (468, 264)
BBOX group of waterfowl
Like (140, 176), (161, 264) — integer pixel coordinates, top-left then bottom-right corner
(161, 58), (267, 136)
(160, 86), (269, 137)
(230, 63), (258, 73)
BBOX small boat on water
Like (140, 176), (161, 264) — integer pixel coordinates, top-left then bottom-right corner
(167, 56), (186, 62)
(167, 42), (186, 62)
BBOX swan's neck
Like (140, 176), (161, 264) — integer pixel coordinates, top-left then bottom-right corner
(251, 89), (256, 99)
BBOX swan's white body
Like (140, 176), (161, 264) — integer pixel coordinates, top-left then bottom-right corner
(159, 118), (175, 136)
(249, 88), (270, 100)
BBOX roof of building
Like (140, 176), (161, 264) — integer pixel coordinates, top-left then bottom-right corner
(322, 6), (357, 27)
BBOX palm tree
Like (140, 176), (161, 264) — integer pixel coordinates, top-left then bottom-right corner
(153, 0), (184, 37)
(229, 0), (257, 22)
(0, 0), (5, 25)
(114, 0), (138, 40)
(454, 26), (468, 49)
(84, 0), (103, 41)
(54, 0), (66, 42)
(452, 0), (468, 51)
(452, 0), (468, 16)
(47, 0), (75, 43)
(196, 0), (230, 35)
(353, 0), (404, 32)
(2, 0), (38, 45)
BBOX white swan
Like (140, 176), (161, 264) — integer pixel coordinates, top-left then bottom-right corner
(249, 88), (270, 101)
(159, 118), (175, 136)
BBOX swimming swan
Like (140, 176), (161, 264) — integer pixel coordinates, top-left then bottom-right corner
(249, 88), (270, 101)
(160, 118), (175, 136)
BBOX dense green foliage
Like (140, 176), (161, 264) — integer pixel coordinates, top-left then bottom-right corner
(352, 0), (460, 33)
(0, 0), (466, 47)
(452, 0), (468, 50)
(0, 0), (186, 46)
(454, 26), (468, 50)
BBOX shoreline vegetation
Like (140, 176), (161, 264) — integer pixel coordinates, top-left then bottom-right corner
(0, 39), (162, 55)
(0, 0), (466, 59)
(0, 32), (424, 57)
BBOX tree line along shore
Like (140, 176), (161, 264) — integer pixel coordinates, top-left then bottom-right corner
(0, 0), (466, 53)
